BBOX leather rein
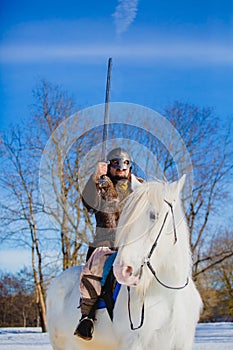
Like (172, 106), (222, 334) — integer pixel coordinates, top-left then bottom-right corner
(127, 200), (189, 330)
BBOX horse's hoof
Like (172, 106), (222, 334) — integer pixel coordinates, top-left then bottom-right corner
(74, 317), (94, 341)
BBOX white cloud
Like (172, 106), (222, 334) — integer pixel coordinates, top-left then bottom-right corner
(112, 0), (138, 35)
(0, 42), (232, 65)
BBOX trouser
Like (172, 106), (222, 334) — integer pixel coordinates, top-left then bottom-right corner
(79, 247), (115, 317)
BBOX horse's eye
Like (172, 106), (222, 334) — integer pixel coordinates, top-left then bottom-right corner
(150, 211), (156, 221)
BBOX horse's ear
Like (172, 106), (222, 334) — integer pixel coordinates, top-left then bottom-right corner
(178, 174), (186, 191)
(165, 174), (186, 202)
(131, 174), (143, 191)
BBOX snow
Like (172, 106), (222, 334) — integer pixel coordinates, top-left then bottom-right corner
(194, 323), (233, 350)
(0, 323), (232, 349)
(0, 327), (51, 350)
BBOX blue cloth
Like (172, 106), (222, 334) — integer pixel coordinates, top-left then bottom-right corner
(100, 252), (117, 286)
(98, 281), (121, 309)
(98, 251), (121, 310)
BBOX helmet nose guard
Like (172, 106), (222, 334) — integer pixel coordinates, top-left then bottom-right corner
(107, 148), (132, 170)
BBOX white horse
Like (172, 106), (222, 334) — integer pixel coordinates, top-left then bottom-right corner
(46, 176), (202, 350)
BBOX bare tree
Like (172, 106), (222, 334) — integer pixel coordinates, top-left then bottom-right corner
(0, 127), (47, 331)
(161, 102), (233, 276)
(31, 80), (95, 270)
(0, 80), (98, 328)
(196, 229), (233, 321)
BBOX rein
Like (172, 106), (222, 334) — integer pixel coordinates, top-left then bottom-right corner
(127, 286), (145, 330)
(127, 200), (189, 331)
(145, 199), (189, 290)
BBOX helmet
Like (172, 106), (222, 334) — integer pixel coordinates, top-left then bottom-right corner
(107, 148), (132, 170)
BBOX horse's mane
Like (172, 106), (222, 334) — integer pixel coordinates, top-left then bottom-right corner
(115, 181), (165, 246)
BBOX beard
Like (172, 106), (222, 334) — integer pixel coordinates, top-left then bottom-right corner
(107, 167), (131, 183)
(114, 174), (128, 181)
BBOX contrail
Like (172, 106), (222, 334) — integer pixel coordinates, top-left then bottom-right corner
(112, 0), (138, 36)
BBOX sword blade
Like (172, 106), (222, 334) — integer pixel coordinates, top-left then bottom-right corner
(101, 57), (112, 161)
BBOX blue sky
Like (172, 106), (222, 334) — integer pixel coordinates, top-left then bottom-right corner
(0, 0), (233, 130)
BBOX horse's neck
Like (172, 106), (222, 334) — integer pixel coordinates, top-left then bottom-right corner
(165, 220), (191, 281)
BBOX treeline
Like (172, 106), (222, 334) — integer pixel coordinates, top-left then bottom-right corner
(0, 269), (38, 327)
(197, 240), (233, 322)
(0, 80), (232, 330)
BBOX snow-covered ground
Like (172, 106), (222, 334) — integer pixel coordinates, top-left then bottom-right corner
(0, 323), (232, 349)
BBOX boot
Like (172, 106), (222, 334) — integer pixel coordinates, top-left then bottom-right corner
(74, 315), (94, 341)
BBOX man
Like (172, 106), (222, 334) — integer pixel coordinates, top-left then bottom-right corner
(74, 147), (143, 340)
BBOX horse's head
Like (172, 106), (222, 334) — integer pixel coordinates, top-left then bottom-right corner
(113, 175), (190, 288)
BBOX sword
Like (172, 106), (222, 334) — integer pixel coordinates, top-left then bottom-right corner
(99, 58), (113, 185)
(101, 57), (112, 162)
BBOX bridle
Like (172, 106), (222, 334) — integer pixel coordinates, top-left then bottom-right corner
(127, 199), (189, 330)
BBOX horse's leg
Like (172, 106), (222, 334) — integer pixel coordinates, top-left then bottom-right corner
(171, 327), (196, 348)
(117, 339), (153, 350)
(62, 337), (117, 350)
(48, 333), (66, 350)
(172, 283), (202, 350)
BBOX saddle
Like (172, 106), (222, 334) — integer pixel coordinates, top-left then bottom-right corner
(98, 253), (121, 321)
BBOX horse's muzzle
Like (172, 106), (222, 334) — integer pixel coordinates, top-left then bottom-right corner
(113, 264), (140, 286)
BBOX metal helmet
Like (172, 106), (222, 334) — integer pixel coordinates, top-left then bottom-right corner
(107, 147), (132, 170)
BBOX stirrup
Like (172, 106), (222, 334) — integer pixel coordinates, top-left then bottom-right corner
(74, 316), (94, 341)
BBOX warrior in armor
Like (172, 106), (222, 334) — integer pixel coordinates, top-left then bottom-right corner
(74, 148), (143, 340)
